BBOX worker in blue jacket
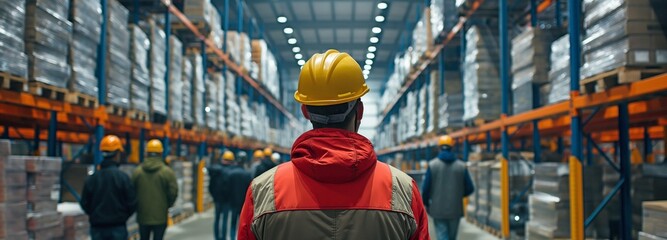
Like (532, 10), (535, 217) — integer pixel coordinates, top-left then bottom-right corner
(421, 135), (475, 240)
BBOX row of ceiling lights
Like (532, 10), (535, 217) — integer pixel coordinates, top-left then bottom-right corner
(276, 16), (306, 67)
(363, 2), (388, 80)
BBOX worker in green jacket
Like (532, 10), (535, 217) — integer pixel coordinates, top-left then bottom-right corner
(132, 139), (178, 240)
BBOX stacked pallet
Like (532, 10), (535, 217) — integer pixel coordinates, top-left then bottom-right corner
(488, 158), (532, 230)
(0, 0), (28, 79)
(168, 36), (184, 123)
(466, 161), (479, 218)
(547, 34), (570, 104)
(58, 202), (89, 240)
(188, 51), (205, 127)
(225, 71), (241, 135)
(129, 25), (150, 114)
(463, 25), (500, 123)
(204, 74), (218, 130)
(145, 19), (167, 118)
(641, 201), (667, 239)
(105, 0), (131, 109)
(412, 9), (433, 61)
(476, 160), (494, 225)
(581, 0), (667, 85)
(0, 141), (29, 239)
(251, 39), (280, 98)
(69, 0), (101, 98)
(211, 72), (225, 131)
(430, 0), (458, 39)
(240, 96), (251, 137)
(511, 28), (561, 114)
(25, 157), (65, 240)
(25, 0), (72, 89)
(437, 71), (464, 129)
(182, 57), (194, 126)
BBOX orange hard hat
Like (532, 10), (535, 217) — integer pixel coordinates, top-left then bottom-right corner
(438, 135), (454, 147)
(100, 135), (124, 152)
(253, 150), (265, 159)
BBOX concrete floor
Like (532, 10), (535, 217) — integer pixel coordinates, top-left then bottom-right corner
(165, 210), (499, 240)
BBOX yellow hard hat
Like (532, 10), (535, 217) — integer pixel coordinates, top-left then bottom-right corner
(146, 139), (164, 153)
(294, 49), (370, 106)
(263, 147), (273, 157)
(438, 135), (454, 147)
(100, 135), (124, 152)
(253, 150), (264, 159)
(223, 151), (234, 161)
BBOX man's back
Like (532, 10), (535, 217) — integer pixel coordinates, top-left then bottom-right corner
(227, 165), (252, 209)
(132, 157), (178, 225)
(424, 156), (471, 220)
(81, 165), (137, 227)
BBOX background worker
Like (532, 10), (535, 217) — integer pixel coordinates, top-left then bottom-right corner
(132, 139), (178, 240)
(251, 149), (276, 178)
(218, 151), (252, 240)
(208, 151), (228, 240)
(80, 135), (137, 240)
(238, 50), (429, 240)
(271, 152), (281, 164)
(421, 135), (475, 240)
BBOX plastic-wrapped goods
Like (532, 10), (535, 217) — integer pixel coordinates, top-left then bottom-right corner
(188, 52), (205, 126)
(251, 39), (280, 98)
(0, 202), (28, 239)
(513, 82), (550, 115)
(205, 75), (218, 130)
(182, 58), (194, 124)
(437, 71), (464, 129)
(58, 203), (89, 240)
(168, 36), (184, 122)
(431, 0), (458, 38)
(488, 159), (532, 230)
(104, 0), (131, 108)
(69, 0), (101, 97)
(129, 25), (150, 113)
(476, 161), (493, 225)
(145, 19), (167, 116)
(463, 26), (501, 122)
(184, 0), (213, 26)
(226, 31), (241, 64)
(240, 96), (251, 137)
(548, 34), (570, 104)
(210, 73), (225, 131)
(581, 0), (667, 78)
(25, 0), (72, 88)
(0, 0), (28, 78)
(239, 33), (252, 71)
(412, 12), (432, 62)
(225, 71), (240, 135)
(511, 28), (562, 90)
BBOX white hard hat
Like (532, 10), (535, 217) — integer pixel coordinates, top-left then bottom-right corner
(271, 153), (281, 162)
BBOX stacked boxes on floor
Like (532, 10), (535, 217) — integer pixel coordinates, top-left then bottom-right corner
(547, 34), (570, 104)
(0, 141), (29, 239)
(189, 52), (205, 127)
(68, 0), (101, 97)
(169, 161), (185, 217)
(581, 0), (667, 79)
(180, 162), (195, 214)
(511, 28), (560, 114)
(129, 25), (150, 113)
(58, 202), (89, 240)
(466, 161), (479, 218)
(641, 201), (667, 239)
(0, 0), (28, 78)
(488, 158), (532, 230)
(105, 0), (130, 109)
(226, 71), (240, 135)
(168, 36), (184, 122)
(182, 57), (194, 125)
(146, 19), (167, 117)
(463, 25), (500, 122)
(476, 160), (494, 225)
(204, 74), (218, 130)
(25, 157), (64, 239)
(526, 163), (605, 239)
(25, 0), (72, 88)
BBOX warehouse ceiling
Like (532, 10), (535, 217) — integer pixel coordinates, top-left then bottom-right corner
(244, 0), (420, 93)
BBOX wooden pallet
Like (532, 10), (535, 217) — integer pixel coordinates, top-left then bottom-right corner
(171, 21), (210, 36)
(171, 121), (184, 129)
(28, 82), (67, 101)
(66, 91), (98, 108)
(483, 225), (502, 238)
(106, 104), (129, 117)
(128, 109), (150, 122)
(580, 66), (667, 94)
(0, 72), (27, 91)
(184, 122), (196, 130)
(464, 118), (492, 127)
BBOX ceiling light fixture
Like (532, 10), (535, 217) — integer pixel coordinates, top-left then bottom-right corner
(288, 38), (297, 44)
(370, 37), (379, 43)
(277, 16), (287, 23)
(372, 27), (382, 34)
(365, 59), (373, 65)
(283, 27), (294, 34)
(368, 46), (377, 52)
(298, 59), (305, 65)
(363, 69), (370, 75)
(375, 16), (385, 22)
(364, 75), (369, 80)
(364, 65), (372, 70)
(367, 53), (375, 59)
(377, 2), (388, 10)
(292, 47), (301, 53)
(295, 53), (303, 59)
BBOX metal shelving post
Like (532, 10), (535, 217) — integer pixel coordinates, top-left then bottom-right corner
(499, 0), (511, 237)
(47, 111), (57, 156)
(618, 103), (632, 239)
(530, 0), (541, 163)
(94, 0), (109, 166)
(163, 8), (172, 158)
(568, 0), (584, 238)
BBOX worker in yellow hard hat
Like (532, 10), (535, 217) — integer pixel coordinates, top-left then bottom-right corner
(132, 139), (177, 240)
(422, 135), (475, 240)
(81, 135), (137, 239)
(238, 50), (430, 239)
(251, 149), (275, 178)
(263, 147), (273, 157)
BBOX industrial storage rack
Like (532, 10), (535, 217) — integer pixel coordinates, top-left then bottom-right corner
(376, 0), (667, 239)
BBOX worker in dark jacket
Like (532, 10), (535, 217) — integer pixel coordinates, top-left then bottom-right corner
(216, 151), (252, 240)
(132, 139), (178, 240)
(251, 149), (276, 178)
(210, 151), (231, 240)
(80, 135), (137, 240)
(422, 135), (475, 240)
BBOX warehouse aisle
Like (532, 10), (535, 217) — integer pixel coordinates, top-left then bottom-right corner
(165, 210), (499, 239)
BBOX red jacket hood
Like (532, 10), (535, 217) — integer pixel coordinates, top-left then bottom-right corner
(291, 128), (378, 183)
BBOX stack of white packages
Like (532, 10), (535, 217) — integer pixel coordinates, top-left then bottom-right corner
(0, 0), (28, 78)
(25, 0), (72, 89)
(69, 0), (101, 97)
(430, 0), (458, 38)
(204, 74), (218, 130)
(225, 71), (240, 135)
(547, 34), (570, 104)
(211, 73), (225, 131)
(427, 71), (439, 133)
(240, 96), (251, 137)
(411, 12), (432, 61)
(416, 84), (427, 136)
(168, 36), (184, 122)
(105, 0), (130, 108)
(188, 52), (205, 126)
(239, 32), (252, 71)
(225, 31), (241, 64)
(145, 19), (167, 116)
(581, 0), (667, 79)
(437, 71), (464, 129)
(129, 25), (150, 113)
(182, 57), (194, 125)
(251, 39), (280, 98)
(462, 25), (500, 122)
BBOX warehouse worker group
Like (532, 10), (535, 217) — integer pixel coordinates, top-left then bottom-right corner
(80, 50), (473, 240)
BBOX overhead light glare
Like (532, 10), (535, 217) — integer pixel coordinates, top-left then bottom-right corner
(288, 38), (297, 44)
(298, 59), (305, 65)
(364, 75), (369, 79)
(372, 27), (382, 34)
(295, 53), (303, 59)
(368, 46), (377, 52)
(363, 69), (370, 75)
(365, 59), (373, 65)
(364, 65), (372, 70)
(367, 53), (375, 59)
(283, 27), (294, 34)
(375, 16), (385, 22)
(370, 37), (379, 43)
(292, 47), (301, 53)
(205, 106), (211, 113)
(377, 2), (388, 9)
(277, 16), (287, 23)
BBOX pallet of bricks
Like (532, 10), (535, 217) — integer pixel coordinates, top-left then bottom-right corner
(58, 202), (89, 240)
(526, 163), (609, 239)
(579, 0), (667, 94)
(0, 0), (29, 92)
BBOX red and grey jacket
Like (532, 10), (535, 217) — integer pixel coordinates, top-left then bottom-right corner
(238, 128), (429, 240)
